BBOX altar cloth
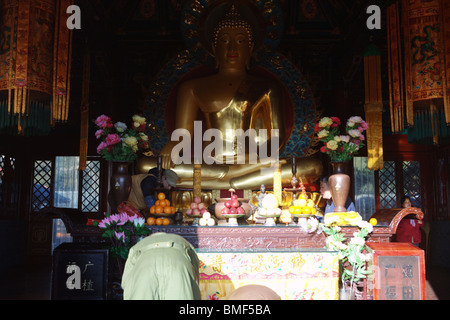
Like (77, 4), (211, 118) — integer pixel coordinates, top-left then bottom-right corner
(197, 249), (339, 300)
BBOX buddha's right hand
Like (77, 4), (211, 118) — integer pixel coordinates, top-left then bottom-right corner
(160, 141), (177, 169)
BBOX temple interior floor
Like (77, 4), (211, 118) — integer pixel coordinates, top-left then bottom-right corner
(0, 260), (449, 300)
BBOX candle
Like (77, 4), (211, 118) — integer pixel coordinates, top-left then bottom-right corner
(273, 162), (282, 206)
(193, 164), (201, 199)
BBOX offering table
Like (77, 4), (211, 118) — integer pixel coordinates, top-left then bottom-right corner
(71, 224), (392, 248)
(196, 247), (339, 300)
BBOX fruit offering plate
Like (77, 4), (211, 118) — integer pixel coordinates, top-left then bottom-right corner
(258, 213), (281, 219)
(256, 206), (282, 218)
(151, 213), (175, 219)
(292, 213), (315, 218)
(220, 213), (245, 219)
(185, 213), (203, 218)
(218, 212), (245, 226)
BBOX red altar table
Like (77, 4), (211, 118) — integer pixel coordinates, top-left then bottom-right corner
(71, 224), (392, 248)
(70, 208), (424, 247)
(197, 248), (339, 300)
(66, 207), (425, 300)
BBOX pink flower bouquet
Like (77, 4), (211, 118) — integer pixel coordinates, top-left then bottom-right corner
(93, 213), (149, 259)
(94, 114), (150, 161)
(314, 116), (368, 162)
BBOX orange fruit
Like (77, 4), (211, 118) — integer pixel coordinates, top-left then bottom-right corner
(158, 193), (166, 200)
(162, 218), (170, 226)
(155, 205), (163, 214)
(164, 199), (171, 207)
(302, 206), (311, 215)
(163, 206), (172, 214)
(146, 217), (155, 225)
(170, 206), (176, 214)
(150, 206), (156, 214)
(155, 218), (163, 225)
(155, 200), (161, 207)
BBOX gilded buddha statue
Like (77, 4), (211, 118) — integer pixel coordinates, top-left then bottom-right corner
(138, 2), (322, 190)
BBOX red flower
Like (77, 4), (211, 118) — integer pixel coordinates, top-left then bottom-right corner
(106, 133), (121, 145)
(330, 117), (341, 125)
(314, 123), (320, 132)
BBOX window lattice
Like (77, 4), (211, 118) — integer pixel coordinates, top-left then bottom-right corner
(379, 161), (397, 209)
(403, 161), (421, 208)
(32, 160), (52, 212)
(81, 160), (100, 212)
(0, 156), (4, 204)
(1, 155), (16, 204)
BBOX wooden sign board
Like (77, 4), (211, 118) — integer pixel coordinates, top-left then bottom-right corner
(51, 243), (109, 300)
(367, 242), (426, 300)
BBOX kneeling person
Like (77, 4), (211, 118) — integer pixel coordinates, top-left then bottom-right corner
(121, 232), (200, 300)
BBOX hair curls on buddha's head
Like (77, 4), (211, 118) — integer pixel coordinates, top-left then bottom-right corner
(212, 5), (254, 49)
(198, 0), (266, 56)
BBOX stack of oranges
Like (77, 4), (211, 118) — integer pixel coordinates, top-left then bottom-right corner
(288, 193), (317, 216)
(147, 216), (171, 226)
(149, 192), (176, 215)
(147, 193), (176, 226)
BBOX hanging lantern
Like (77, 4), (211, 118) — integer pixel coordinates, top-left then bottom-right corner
(78, 51), (91, 171)
(387, 2), (404, 134)
(364, 43), (384, 171)
(0, 0), (73, 135)
(388, 0), (450, 144)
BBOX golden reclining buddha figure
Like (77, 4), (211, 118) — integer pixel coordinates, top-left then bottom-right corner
(138, 3), (322, 190)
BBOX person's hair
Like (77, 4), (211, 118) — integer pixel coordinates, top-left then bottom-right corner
(146, 168), (178, 188)
(163, 169), (179, 187)
(401, 195), (411, 206)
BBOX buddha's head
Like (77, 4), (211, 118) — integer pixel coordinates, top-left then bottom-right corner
(199, 1), (266, 69)
(212, 5), (254, 70)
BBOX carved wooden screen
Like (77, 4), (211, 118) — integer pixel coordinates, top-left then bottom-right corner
(379, 161), (397, 209)
(31, 157), (101, 214)
(0, 155), (19, 217)
(353, 158), (422, 213)
(402, 161), (421, 208)
(32, 160), (53, 212)
(81, 160), (101, 213)
(378, 160), (421, 209)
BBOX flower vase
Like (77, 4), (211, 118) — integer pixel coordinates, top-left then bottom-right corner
(109, 161), (132, 213)
(108, 257), (125, 300)
(329, 161), (350, 212)
(339, 283), (356, 300)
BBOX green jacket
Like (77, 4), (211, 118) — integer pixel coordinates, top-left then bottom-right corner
(121, 232), (200, 300)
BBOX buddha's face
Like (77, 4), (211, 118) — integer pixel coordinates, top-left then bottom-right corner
(213, 26), (253, 70)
